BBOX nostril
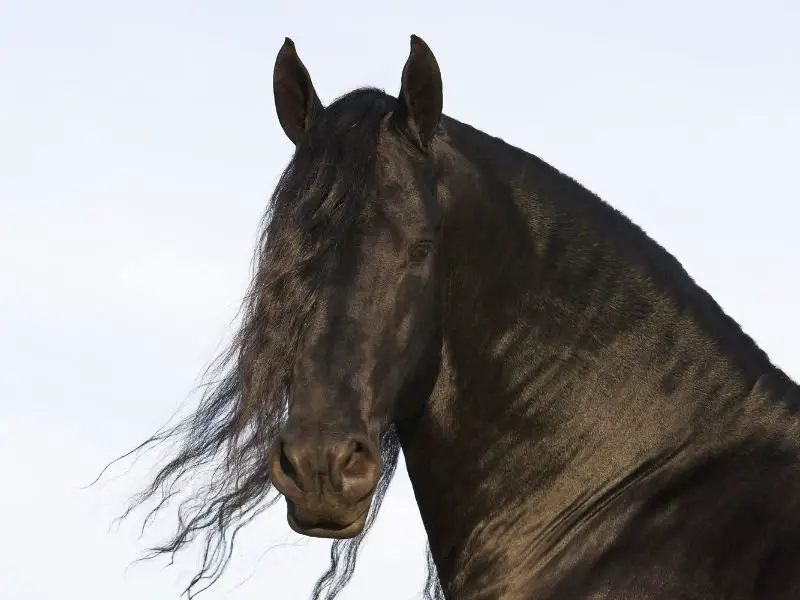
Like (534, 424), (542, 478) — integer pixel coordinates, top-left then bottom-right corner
(328, 442), (354, 492)
(344, 442), (360, 471)
(342, 440), (368, 476)
(271, 439), (307, 496)
(329, 437), (379, 495)
(278, 442), (300, 488)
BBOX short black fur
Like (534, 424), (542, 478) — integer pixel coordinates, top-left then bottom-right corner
(112, 36), (800, 600)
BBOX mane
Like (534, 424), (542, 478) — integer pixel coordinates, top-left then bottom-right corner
(446, 116), (781, 382)
(110, 87), (443, 599)
(105, 86), (792, 599)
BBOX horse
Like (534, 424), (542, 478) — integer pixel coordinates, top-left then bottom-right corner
(122, 35), (800, 599)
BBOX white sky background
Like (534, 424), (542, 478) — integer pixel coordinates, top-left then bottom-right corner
(2, 1), (799, 599)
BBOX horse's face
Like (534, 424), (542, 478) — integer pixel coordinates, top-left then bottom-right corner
(267, 37), (444, 539)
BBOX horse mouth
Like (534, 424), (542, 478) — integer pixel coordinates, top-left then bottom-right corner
(287, 511), (368, 539)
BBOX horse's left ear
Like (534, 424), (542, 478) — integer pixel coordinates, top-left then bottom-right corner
(273, 38), (324, 145)
(392, 35), (443, 149)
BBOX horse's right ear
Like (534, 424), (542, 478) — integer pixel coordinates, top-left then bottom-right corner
(273, 38), (324, 145)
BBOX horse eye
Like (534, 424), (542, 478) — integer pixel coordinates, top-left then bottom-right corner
(408, 240), (433, 263)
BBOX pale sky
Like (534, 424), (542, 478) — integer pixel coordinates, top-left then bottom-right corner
(2, 1), (799, 599)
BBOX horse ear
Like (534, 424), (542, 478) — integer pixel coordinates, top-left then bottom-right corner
(392, 35), (443, 149)
(273, 38), (324, 145)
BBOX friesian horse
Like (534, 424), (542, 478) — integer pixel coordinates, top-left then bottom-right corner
(120, 35), (800, 599)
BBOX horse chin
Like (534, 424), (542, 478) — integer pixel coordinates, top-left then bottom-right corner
(286, 511), (368, 539)
(286, 498), (371, 539)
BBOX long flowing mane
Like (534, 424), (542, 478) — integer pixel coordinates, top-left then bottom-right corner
(109, 88), (442, 599)
(101, 67), (800, 598)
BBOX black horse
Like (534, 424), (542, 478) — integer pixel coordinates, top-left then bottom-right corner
(123, 36), (800, 599)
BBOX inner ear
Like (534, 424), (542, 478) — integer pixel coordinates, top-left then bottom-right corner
(392, 35), (443, 149)
(273, 38), (324, 145)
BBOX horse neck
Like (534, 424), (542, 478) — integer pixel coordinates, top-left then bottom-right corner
(396, 116), (792, 595)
